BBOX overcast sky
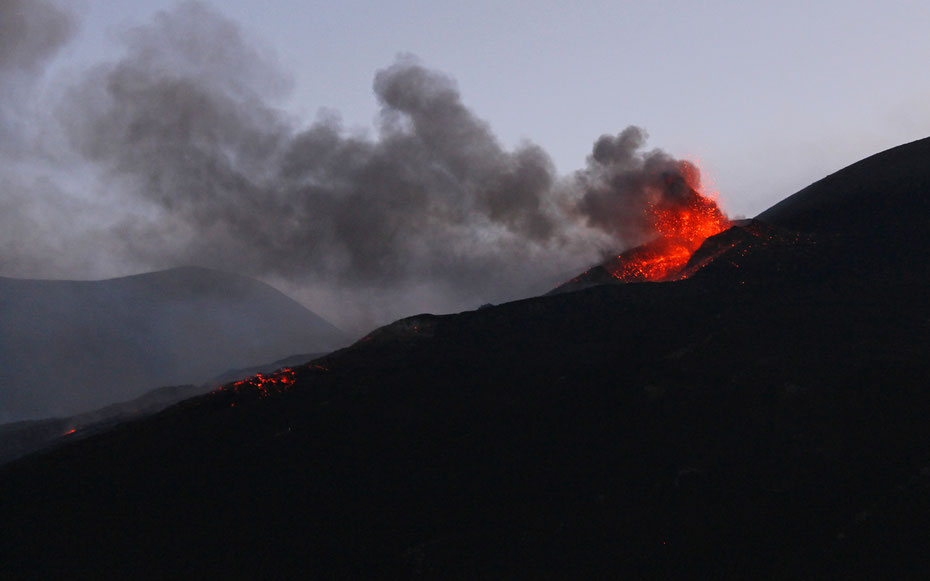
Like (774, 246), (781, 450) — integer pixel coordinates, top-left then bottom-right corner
(3, 0), (929, 331)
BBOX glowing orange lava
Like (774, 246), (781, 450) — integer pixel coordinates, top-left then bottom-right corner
(609, 161), (728, 282)
(226, 368), (297, 398)
(213, 364), (330, 401)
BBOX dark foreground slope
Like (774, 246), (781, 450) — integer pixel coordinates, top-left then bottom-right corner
(0, 266), (347, 422)
(0, 351), (330, 466)
(0, 383), (204, 466)
(3, 139), (930, 579)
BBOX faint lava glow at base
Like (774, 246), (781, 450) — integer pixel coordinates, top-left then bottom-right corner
(213, 364), (330, 400)
(232, 369), (296, 397)
(213, 368), (298, 399)
(609, 160), (729, 282)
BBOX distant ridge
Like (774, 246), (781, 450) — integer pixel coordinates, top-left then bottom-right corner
(0, 266), (347, 422)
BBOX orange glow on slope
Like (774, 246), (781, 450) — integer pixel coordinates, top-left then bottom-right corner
(225, 368), (297, 398)
(608, 161), (729, 282)
(213, 364), (330, 400)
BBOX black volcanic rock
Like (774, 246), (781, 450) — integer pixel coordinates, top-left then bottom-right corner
(758, 136), (930, 239)
(0, 266), (347, 422)
(3, 139), (930, 579)
(758, 135), (930, 281)
(548, 265), (620, 295)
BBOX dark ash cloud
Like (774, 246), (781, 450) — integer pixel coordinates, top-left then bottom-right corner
(60, 5), (584, 302)
(0, 0), (75, 150)
(0, 0), (75, 74)
(5, 1), (715, 332)
(574, 126), (710, 248)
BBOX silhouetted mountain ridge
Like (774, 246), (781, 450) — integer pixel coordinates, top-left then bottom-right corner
(3, 138), (930, 578)
(758, 135), (930, 281)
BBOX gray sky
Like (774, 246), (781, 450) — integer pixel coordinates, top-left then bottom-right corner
(3, 0), (930, 332)
(61, 0), (930, 215)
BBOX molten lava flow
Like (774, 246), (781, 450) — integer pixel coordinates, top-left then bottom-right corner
(225, 367), (297, 398)
(213, 364), (330, 401)
(608, 161), (729, 282)
(610, 237), (696, 281)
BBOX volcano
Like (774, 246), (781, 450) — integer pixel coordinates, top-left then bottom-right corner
(3, 138), (930, 579)
(552, 169), (730, 294)
(551, 217), (815, 294)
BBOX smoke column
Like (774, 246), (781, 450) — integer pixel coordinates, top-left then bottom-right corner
(2, 1), (721, 332)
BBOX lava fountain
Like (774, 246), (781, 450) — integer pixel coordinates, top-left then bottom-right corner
(606, 160), (729, 282)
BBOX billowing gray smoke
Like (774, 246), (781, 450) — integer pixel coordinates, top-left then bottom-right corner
(0, 0), (77, 277)
(0, 0), (73, 150)
(575, 126), (709, 248)
(3, 1), (711, 332)
(0, 0), (71, 68)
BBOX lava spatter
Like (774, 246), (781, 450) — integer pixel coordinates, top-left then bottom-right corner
(607, 161), (729, 282)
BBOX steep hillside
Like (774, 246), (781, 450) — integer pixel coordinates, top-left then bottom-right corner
(757, 135), (930, 281)
(758, 136), (930, 239)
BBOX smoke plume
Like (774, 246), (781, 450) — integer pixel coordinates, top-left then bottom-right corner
(0, 0), (74, 150)
(574, 126), (713, 249)
(3, 1), (717, 332)
(0, 0), (74, 77)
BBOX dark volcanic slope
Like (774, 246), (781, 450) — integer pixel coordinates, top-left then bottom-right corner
(758, 135), (930, 237)
(0, 352), (331, 467)
(554, 135), (930, 295)
(758, 135), (930, 279)
(3, 139), (930, 579)
(0, 267), (347, 422)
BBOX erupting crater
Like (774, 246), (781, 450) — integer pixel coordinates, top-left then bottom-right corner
(552, 160), (736, 294)
(608, 162), (729, 282)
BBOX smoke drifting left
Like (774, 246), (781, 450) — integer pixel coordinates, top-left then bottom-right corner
(1, 1), (724, 332)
